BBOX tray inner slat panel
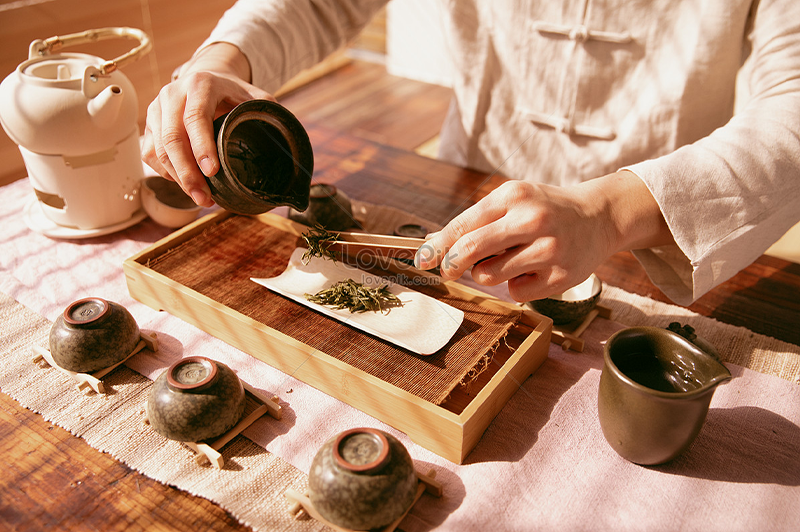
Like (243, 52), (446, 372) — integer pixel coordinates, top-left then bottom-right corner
(146, 215), (520, 405)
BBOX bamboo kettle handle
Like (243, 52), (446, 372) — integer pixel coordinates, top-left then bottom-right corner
(28, 27), (152, 75)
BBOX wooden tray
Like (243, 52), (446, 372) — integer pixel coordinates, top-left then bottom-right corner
(123, 211), (551, 463)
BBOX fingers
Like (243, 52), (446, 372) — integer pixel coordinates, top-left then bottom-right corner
(183, 92), (219, 180)
(415, 181), (542, 280)
(507, 273), (541, 301)
(466, 236), (569, 301)
(414, 193), (508, 275)
(505, 265), (573, 302)
(160, 89), (215, 206)
(180, 71), (262, 180)
(411, 179), (604, 302)
(471, 234), (558, 285)
(175, 82), (219, 207)
(141, 71), (275, 208)
(141, 124), (170, 180)
(143, 100), (177, 180)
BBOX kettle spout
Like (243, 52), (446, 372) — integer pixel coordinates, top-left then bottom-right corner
(88, 85), (124, 126)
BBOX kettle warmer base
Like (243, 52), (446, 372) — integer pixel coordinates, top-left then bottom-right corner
(24, 195), (147, 239)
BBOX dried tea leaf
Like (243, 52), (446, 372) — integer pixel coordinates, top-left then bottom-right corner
(305, 278), (402, 313)
(301, 224), (339, 264)
(667, 322), (697, 343)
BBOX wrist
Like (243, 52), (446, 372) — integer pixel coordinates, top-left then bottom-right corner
(181, 42), (252, 83)
(580, 170), (674, 254)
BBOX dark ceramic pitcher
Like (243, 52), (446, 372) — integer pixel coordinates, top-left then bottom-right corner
(598, 326), (732, 465)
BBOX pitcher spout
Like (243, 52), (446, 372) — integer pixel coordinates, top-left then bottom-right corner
(703, 360), (733, 390)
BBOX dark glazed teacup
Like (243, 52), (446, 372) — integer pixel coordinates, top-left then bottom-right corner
(288, 183), (354, 230)
(529, 273), (602, 325)
(49, 297), (140, 373)
(147, 356), (245, 443)
(308, 427), (418, 530)
(598, 327), (732, 465)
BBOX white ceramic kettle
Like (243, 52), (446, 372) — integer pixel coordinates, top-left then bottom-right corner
(0, 27), (152, 234)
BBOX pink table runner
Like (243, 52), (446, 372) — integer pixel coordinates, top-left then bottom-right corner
(2, 178), (799, 532)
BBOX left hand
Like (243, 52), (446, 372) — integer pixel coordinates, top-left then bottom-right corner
(140, 42), (267, 207)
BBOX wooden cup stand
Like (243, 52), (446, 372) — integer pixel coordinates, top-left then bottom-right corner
(531, 304), (614, 353)
(32, 331), (160, 394)
(285, 469), (443, 532)
(32, 328), (281, 469)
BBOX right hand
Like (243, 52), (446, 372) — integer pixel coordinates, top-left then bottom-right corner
(141, 69), (273, 207)
(414, 172), (674, 303)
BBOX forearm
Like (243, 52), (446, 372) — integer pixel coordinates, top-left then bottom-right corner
(619, 0), (800, 304)
(200, 0), (389, 92)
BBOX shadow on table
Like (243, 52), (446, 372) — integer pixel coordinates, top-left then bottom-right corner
(101, 365), (153, 396)
(92, 328), (181, 395)
(242, 387), (297, 443)
(706, 261), (800, 347)
(463, 353), (593, 464)
(402, 459), (466, 531)
(651, 406), (800, 485)
(216, 434), (273, 472)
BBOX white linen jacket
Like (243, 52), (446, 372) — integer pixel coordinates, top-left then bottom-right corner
(198, 0), (800, 305)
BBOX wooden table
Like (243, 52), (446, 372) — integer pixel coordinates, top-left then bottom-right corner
(2, 124), (799, 531)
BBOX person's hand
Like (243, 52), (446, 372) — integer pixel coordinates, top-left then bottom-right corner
(141, 43), (272, 207)
(414, 171), (674, 302)
(141, 71), (272, 207)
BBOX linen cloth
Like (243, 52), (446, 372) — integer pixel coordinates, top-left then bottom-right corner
(2, 178), (800, 532)
(197, 0), (800, 306)
(0, 293), (326, 532)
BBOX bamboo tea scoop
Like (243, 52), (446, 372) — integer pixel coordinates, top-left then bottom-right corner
(328, 231), (427, 260)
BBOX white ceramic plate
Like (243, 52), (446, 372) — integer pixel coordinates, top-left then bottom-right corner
(252, 248), (464, 355)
